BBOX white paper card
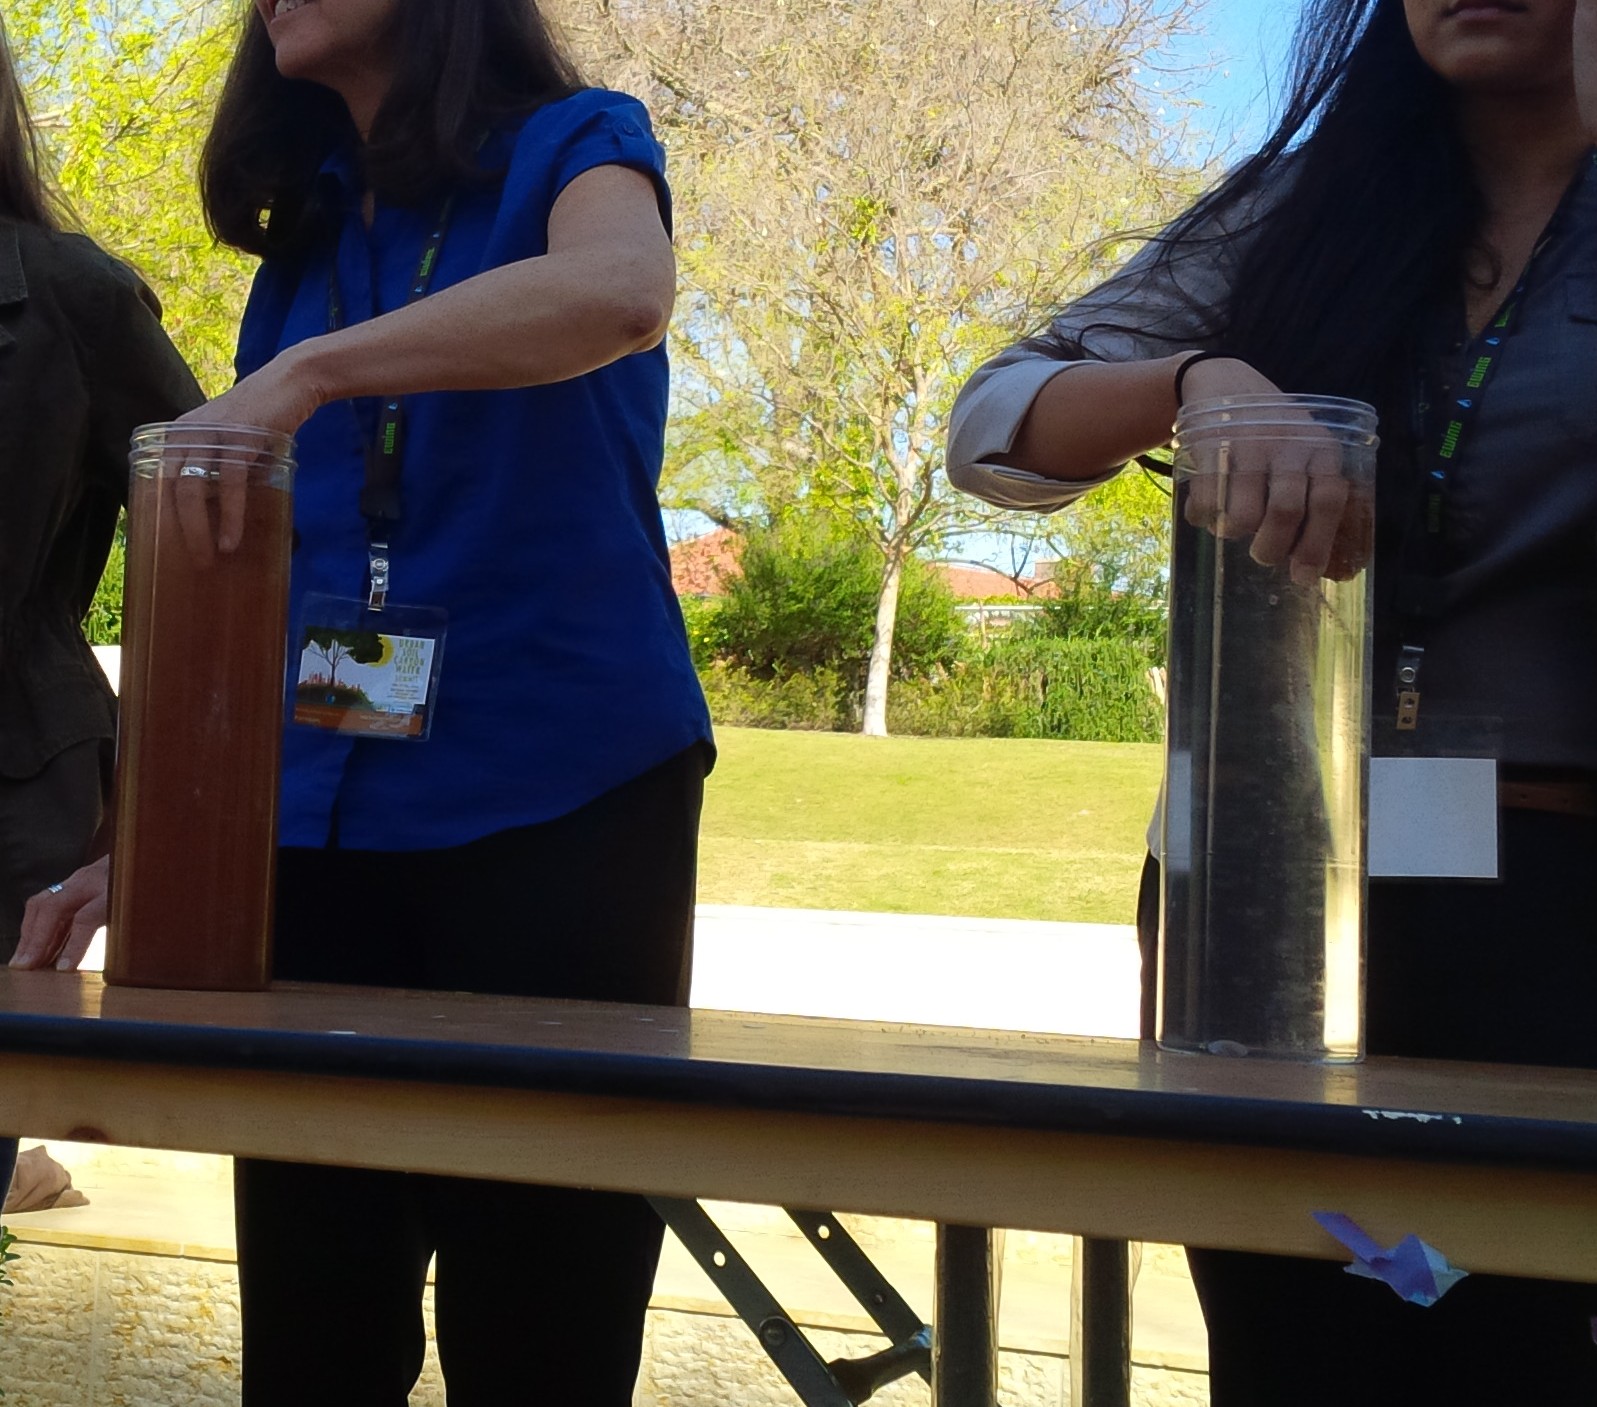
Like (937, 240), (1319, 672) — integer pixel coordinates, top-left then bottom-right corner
(1368, 757), (1498, 879)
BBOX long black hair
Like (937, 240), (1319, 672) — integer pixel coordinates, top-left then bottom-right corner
(1191, 0), (1473, 401)
(0, 11), (63, 228)
(202, 0), (584, 257)
(1052, 0), (1477, 408)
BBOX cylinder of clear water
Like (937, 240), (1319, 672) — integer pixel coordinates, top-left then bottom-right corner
(106, 424), (295, 990)
(1158, 395), (1377, 1062)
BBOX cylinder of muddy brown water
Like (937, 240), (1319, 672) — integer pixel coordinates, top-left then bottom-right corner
(106, 424), (295, 990)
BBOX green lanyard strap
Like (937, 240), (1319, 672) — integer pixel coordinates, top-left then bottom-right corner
(1390, 152), (1594, 730)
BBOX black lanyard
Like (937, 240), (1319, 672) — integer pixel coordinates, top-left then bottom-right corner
(327, 193), (458, 610)
(1390, 156), (1592, 729)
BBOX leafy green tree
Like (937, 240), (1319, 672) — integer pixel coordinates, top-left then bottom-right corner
(705, 518), (964, 688)
(12, 1), (253, 644)
(1011, 468), (1173, 665)
(560, 0), (1201, 732)
(1034, 468), (1173, 610)
(11, 0), (254, 393)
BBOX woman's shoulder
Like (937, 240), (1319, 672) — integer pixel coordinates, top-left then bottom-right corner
(496, 87), (661, 174)
(490, 87), (668, 225)
(13, 224), (159, 317)
(16, 225), (137, 287)
(512, 87), (656, 141)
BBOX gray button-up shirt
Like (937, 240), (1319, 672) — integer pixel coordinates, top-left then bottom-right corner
(947, 163), (1597, 770)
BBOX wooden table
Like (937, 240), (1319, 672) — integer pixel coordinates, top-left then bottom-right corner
(3, 970), (1597, 1403)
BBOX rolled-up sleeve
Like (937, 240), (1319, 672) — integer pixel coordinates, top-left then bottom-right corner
(946, 186), (1265, 513)
(946, 356), (1113, 511)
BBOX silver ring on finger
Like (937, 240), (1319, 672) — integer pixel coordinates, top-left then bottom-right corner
(46, 882), (65, 894)
(178, 464), (213, 479)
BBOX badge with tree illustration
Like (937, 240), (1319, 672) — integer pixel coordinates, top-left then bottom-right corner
(293, 597), (446, 739)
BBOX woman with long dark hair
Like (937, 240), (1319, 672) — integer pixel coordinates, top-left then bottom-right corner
(15, 1), (711, 1401)
(0, 14), (201, 1202)
(949, 0), (1596, 1401)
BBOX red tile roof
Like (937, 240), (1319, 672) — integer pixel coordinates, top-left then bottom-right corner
(929, 563), (1061, 600)
(668, 528), (1058, 600)
(932, 564), (1027, 600)
(670, 526), (742, 596)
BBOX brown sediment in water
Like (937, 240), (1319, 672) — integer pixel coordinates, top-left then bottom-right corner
(107, 467), (292, 990)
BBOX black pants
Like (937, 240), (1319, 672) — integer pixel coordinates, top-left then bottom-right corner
(1137, 807), (1597, 1405)
(236, 744), (707, 1407)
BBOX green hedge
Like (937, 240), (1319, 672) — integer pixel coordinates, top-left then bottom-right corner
(696, 635), (1163, 743)
(888, 637), (1163, 742)
(696, 661), (853, 731)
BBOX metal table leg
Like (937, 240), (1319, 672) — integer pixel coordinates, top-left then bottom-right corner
(932, 1223), (1002, 1407)
(787, 1209), (933, 1393)
(652, 1197), (854, 1405)
(653, 1198), (932, 1405)
(1070, 1236), (1134, 1407)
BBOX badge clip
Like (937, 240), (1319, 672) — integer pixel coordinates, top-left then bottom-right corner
(368, 541), (391, 613)
(1395, 646), (1424, 731)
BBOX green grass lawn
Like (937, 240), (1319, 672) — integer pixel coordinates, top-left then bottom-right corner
(698, 727), (1162, 924)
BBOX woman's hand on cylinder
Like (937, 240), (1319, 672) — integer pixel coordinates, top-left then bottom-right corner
(166, 352), (321, 563)
(10, 856), (109, 972)
(1176, 353), (1282, 407)
(177, 348), (325, 444)
(1178, 356), (1367, 586)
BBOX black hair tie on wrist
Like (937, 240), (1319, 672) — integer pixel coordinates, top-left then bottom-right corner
(1173, 350), (1231, 407)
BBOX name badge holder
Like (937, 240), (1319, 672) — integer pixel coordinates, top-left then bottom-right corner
(293, 591), (448, 742)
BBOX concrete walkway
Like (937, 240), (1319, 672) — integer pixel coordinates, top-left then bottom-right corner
(691, 904), (1141, 1037)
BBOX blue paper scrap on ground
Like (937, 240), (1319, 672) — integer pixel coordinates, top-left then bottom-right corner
(1313, 1211), (1469, 1307)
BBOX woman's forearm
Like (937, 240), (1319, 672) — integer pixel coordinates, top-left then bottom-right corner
(283, 243), (673, 411)
(991, 352), (1197, 481)
(178, 165), (674, 443)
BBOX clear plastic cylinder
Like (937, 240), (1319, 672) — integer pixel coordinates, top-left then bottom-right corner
(1158, 395), (1377, 1062)
(106, 424), (295, 990)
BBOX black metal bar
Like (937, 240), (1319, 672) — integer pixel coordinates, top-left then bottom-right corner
(786, 1208), (931, 1368)
(651, 1196), (854, 1407)
(1070, 1236), (1133, 1407)
(829, 1327), (933, 1404)
(932, 1224), (1001, 1407)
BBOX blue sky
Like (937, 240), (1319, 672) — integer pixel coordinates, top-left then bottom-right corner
(1166, 0), (1299, 156)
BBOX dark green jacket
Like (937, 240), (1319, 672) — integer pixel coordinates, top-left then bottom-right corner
(0, 218), (204, 778)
